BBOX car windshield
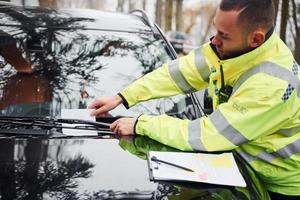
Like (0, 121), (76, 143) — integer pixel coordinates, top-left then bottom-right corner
(0, 23), (178, 118)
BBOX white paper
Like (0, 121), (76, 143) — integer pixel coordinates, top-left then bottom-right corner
(148, 151), (246, 187)
(61, 109), (97, 136)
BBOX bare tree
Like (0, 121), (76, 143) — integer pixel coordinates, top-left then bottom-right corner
(280, 0), (289, 43)
(155, 0), (163, 27)
(200, 8), (216, 44)
(128, 0), (135, 11)
(142, 0), (146, 11)
(39, 0), (57, 8)
(117, 0), (125, 12)
(176, 0), (183, 32)
(291, 0), (300, 62)
(164, 0), (173, 31)
(273, 0), (280, 25)
(184, 8), (200, 34)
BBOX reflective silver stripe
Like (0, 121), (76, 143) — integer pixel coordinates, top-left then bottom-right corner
(280, 125), (300, 136)
(237, 150), (277, 163)
(256, 151), (277, 163)
(194, 48), (210, 83)
(237, 150), (257, 163)
(238, 139), (300, 164)
(210, 110), (248, 146)
(232, 62), (300, 98)
(168, 59), (197, 93)
(277, 139), (300, 159)
(188, 119), (206, 151)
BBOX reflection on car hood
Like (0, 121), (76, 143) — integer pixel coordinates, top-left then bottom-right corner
(0, 137), (158, 199)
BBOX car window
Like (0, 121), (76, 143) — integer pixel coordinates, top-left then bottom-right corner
(0, 23), (194, 118)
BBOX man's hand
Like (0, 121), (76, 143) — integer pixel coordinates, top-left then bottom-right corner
(89, 95), (123, 116)
(110, 118), (136, 136)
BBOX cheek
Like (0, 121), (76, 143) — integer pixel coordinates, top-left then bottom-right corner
(222, 40), (236, 50)
(224, 39), (245, 50)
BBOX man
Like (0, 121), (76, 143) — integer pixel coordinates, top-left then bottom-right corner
(89, 0), (300, 198)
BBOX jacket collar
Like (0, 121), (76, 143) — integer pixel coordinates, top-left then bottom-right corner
(203, 32), (279, 84)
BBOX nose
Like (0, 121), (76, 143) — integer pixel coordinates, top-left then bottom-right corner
(212, 34), (222, 47)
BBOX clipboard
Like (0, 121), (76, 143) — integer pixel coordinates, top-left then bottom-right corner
(147, 151), (246, 187)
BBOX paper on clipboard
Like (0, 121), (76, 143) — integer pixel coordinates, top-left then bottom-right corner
(147, 151), (246, 187)
(61, 109), (97, 136)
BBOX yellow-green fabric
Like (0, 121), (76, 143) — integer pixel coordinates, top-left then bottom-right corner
(120, 32), (300, 195)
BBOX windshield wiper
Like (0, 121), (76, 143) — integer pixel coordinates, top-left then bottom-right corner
(0, 129), (48, 136)
(0, 117), (115, 136)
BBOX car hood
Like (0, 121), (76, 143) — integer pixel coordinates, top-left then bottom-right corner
(0, 136), (158, 199)
(0, 135), (270, 200)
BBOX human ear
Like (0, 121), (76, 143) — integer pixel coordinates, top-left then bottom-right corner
(249, 31), (265, 48)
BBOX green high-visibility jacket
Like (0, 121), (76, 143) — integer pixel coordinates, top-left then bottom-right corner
(120, 32), (300, 195)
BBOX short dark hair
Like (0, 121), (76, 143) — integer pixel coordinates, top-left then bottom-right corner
(220, 0), (275, 32)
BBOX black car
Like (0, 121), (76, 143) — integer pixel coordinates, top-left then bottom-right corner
(0, 2), (270, 199)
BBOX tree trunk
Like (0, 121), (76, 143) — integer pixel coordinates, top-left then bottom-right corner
(117, 0), (125, 12)
(39, 0), (57, 8)
(176, 0), (183, 32)
(87, 0), (93, 9)
(201, 9), (216, 44)
(185, 9), (199, 34)
(155, 0), (163, 27)
(128, 0), (135, 12)
(142, 0), (146, 11)
(295, 32), (300, 63)
(280, 0), (289, 43)
(165, 0), (173, 31)
(291, 0), (300, 63)
(273, 0), (280, 26)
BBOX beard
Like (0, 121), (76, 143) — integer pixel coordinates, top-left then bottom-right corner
(209, 36), (255, 60)
(217, 45), (254, 60)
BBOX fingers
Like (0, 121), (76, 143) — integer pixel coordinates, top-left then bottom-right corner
(110, 120), (118, 132)
(89, 96), (122, 117)
(110, 118), (136, 136)
(88, 99), (103, 109)
(89, 98), (109, 116)
(110, 120), (122, 136)
(90, 107), (108, 117)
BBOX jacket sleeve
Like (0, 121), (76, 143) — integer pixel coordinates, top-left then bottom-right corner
(119, 48), (210, 108)
(134, 72), (297, 151)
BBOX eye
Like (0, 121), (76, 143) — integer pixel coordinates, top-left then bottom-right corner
(220, 35), (229, 40)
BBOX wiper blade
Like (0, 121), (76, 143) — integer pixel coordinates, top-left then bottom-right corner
(0, 117), (114, 135)
(0, 129), (115, 138)
(0, 117), (111, 126)
(57, 118), (111, 127)
(0, 128), (48, 136)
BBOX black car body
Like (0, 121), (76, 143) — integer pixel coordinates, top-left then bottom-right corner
(0, 2), (270, 199)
